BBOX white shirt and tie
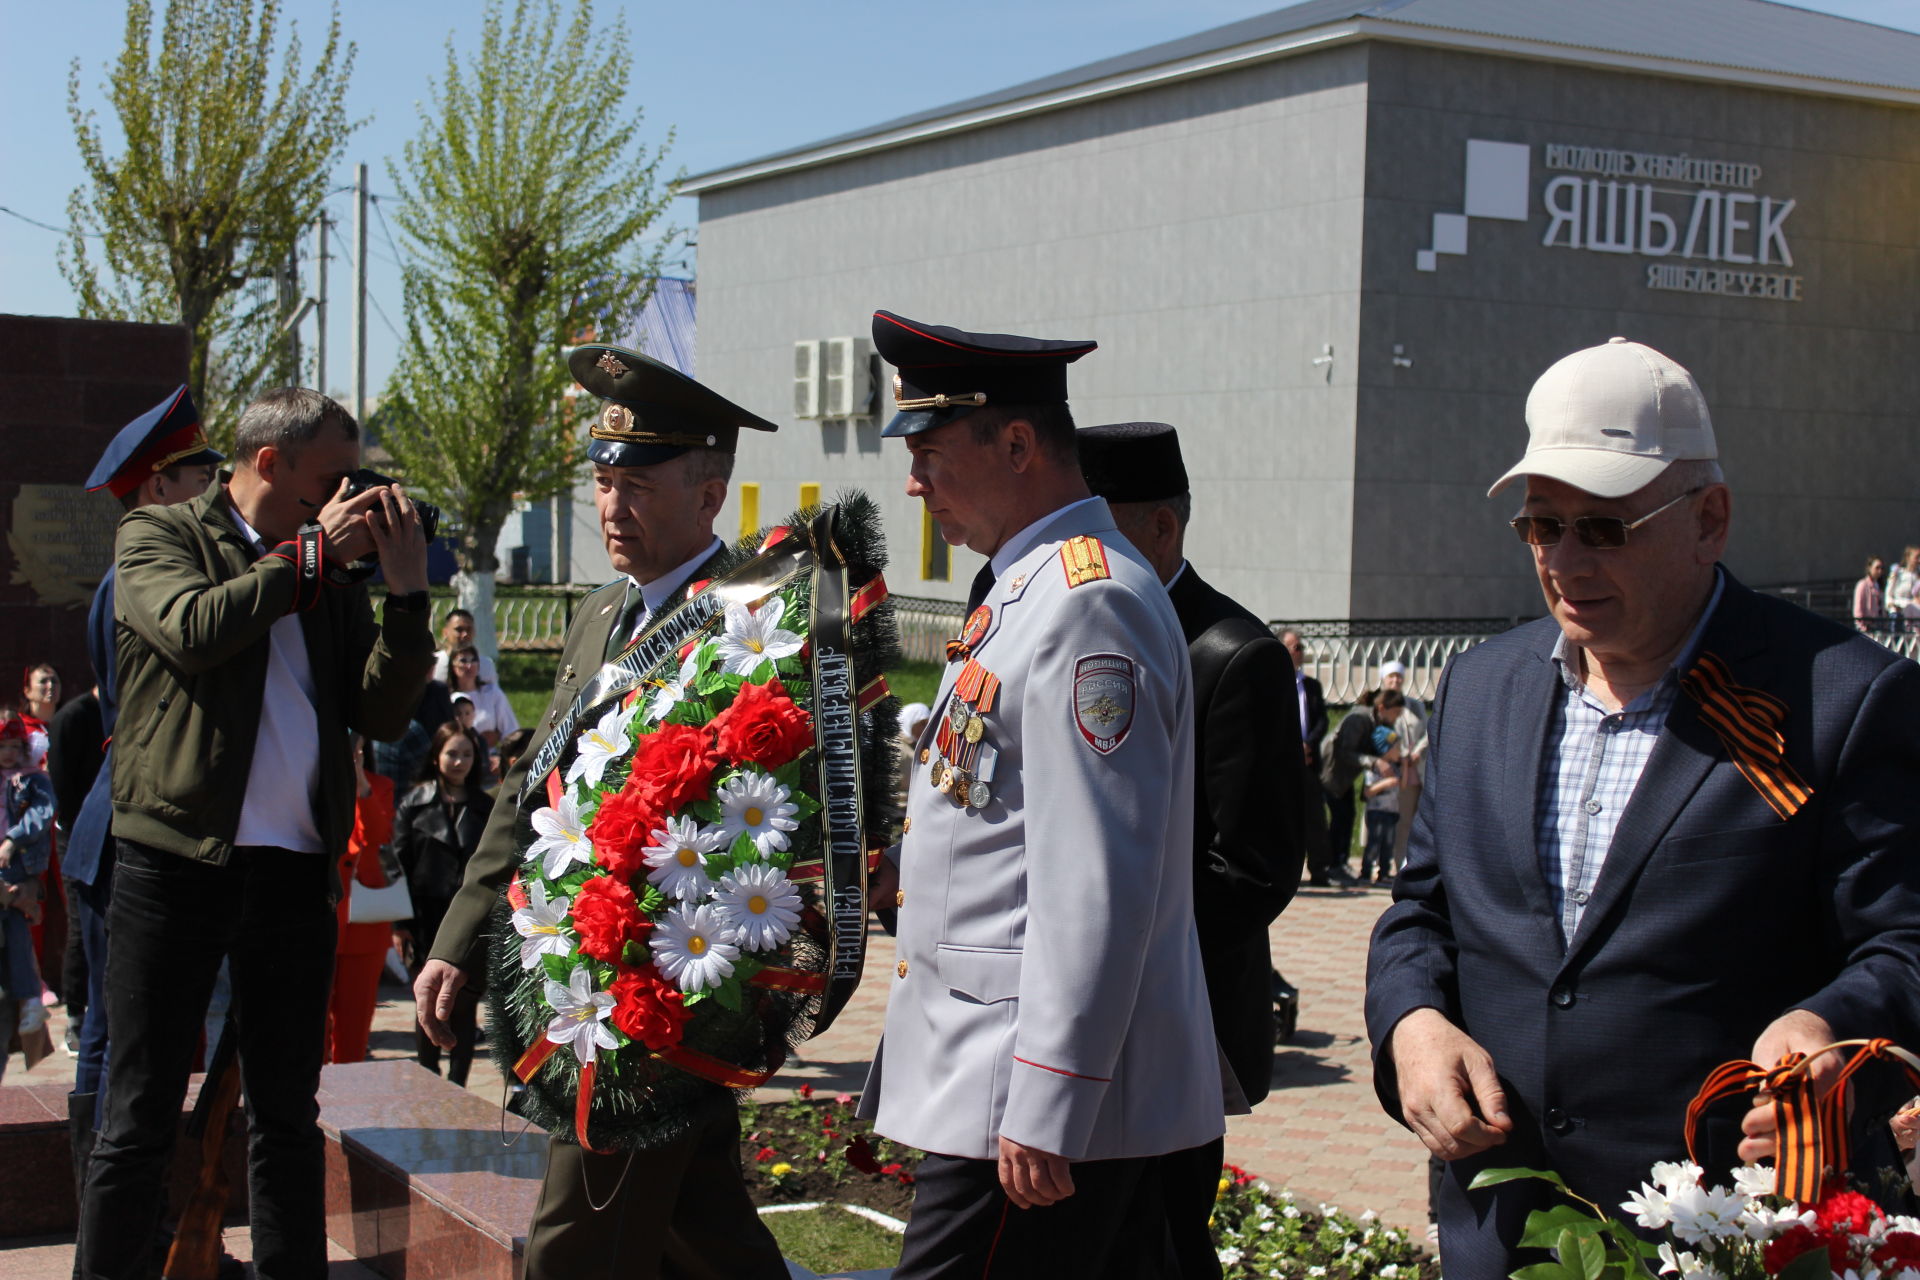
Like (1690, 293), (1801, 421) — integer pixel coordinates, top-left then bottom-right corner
(228, 505), (324, 853)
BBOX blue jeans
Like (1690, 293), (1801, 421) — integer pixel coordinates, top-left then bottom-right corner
(70, 873), (112, 1104)
(79, 840), (336, 1280)
(1362, 809), (1400, 880)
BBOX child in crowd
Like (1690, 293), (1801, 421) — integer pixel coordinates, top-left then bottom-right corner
(1360, 724), (1402, 886)
(0, 717), (55, 1053)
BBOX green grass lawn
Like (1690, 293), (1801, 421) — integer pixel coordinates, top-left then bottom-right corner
(761, 1206), (901, 1273)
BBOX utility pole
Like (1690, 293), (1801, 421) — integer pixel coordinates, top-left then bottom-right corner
(314, 212), (329, 395)
(352, 162), (369, 423)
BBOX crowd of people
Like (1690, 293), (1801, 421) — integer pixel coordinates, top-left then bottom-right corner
(16, 319), (1920, 1280)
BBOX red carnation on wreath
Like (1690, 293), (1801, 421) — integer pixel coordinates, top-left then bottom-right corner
(571, 876), (650, 963)
(589, 787), (664, 884)
(624, 722), (722, 815)
(708, 679), (813, 770)
(1813, 1185), (1883, 1237)
(609, 964), (693, 1050)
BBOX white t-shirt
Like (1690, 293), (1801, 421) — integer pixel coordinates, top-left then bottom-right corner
(228, 506), (324, 853)
(452, 680), (519, 740)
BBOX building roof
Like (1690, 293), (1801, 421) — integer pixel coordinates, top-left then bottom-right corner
(685, 0), (1920, 194)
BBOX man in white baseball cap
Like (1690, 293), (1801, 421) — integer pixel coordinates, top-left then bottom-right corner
(1366, 337), (1920, 1276)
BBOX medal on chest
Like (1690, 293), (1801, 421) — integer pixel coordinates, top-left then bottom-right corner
(930, 658), (1001, 809)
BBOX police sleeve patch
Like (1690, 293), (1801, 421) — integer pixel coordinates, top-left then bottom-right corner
(1072, 653), (1136, 754)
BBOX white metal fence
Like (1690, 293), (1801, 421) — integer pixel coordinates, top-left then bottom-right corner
(1276, 627), (1510, 706)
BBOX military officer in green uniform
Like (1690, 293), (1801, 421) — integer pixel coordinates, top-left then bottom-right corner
(413, 346), (787, 1280)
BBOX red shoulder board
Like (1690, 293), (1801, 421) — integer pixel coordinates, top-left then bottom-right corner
(1059, 536), (1111, 588)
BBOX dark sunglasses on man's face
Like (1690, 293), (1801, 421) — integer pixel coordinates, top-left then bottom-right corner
(1509, 487), (1703, 550)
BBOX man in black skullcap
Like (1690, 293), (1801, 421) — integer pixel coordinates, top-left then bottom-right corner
(863, 314), (1225, 1279)
(1080, 421), (1305, 1280)
(413, 345), (787, 1280)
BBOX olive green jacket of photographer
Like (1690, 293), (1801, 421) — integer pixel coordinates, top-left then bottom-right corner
(110, 478), (435, 866)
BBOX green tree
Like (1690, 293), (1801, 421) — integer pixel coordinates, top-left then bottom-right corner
(380, 0), (677, 652)
(62, 0), (358, 445)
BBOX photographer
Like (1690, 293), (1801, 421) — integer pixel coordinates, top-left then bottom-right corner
(77, 388), (433, 1280)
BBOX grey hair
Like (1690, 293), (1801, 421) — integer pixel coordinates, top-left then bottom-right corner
(232, 388), (359, 465)
(681, 449), (735, 486)
(1661, 458), (1726, 496)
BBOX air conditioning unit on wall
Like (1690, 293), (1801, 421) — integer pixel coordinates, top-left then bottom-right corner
(793, 340), (823, 419)
(821, 336), (873, 418)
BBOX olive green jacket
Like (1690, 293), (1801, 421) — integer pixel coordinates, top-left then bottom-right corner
(110, 480), (434, 865)
(430, 550), (723, 972)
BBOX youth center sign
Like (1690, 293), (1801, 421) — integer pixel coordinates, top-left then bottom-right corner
(1417, 139), (1804, 302)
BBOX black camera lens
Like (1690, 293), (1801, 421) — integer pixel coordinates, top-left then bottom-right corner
(341, 468), (441, 555)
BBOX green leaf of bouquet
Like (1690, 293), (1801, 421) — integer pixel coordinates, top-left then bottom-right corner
(689, 800), (724, 824)
(638, 885), (666, 913)
(1510, 1264), (1579, 1280)
(1776, 1249), (1834, 1280)
(731, 832), (759, 860)
(710, 980), (743, 1012)
(621, 940), (646, 966)
(772, 760), (806, 790)
(1471, 1166), (1568, 1191)
(1518, 1206), (1604, 1249)
(684, 989), (709, 1006)
(540, 953), (572, 983)
(1556, 1228), (1605, 1280)
(791, 794), (822, 819)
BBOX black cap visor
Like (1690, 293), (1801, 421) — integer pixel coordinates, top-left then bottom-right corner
(586, 438), (694, 469)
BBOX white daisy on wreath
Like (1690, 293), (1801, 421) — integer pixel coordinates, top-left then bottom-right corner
(642, 815), (728, 901)
(651, 902), (741, 993)
(527, 793), (593, 878)
(711, 863), (803, 952)
(511, 881), (575, 970)
(647, 653), (702, 723)
(715, 598), (804, 678)
(543, 967), (618, 1064)
(715, 771), (801, 855)
(565, 701), (640, 789)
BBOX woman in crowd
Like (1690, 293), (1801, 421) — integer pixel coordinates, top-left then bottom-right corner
(328, 737), (401, 1066)
(445, 645), (519, 747)
(431, 609), (498, 684)
(1856, 555), (1889, 633)
(393, 723), (494, 1086)
(1886, 546), (1920, 632)
(21, 664), (60, 726)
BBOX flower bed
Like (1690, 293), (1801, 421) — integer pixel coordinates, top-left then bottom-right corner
(739, 1090), (1440, 1277)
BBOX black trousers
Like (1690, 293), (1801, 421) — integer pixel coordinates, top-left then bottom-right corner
(895, 1151), (1169, 1280)
(522, 1093), (787, 1280)
(78, 839), (337, 1280)
(1325, 787), (1356, 872)
(1152, 1137), (1225, 1280)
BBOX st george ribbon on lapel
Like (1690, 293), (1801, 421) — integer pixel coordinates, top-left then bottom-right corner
(1679, 651), (1814, 820)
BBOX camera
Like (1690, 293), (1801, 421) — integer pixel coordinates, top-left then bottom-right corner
(341, 468), (441, 550)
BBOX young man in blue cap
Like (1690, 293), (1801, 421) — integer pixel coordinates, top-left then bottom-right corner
(862, 312), (1226, 1278)
(63, 386), (224, 1208)
(413, 345), (789, 1280)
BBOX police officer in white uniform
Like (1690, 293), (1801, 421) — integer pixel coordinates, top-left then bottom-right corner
(860, 311), (1226, 1278)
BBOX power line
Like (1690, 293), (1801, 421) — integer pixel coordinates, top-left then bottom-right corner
(0, 205), (105, 237)
(332, 232), (405, 344)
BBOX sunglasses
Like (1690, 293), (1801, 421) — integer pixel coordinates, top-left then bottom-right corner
(1510, 487), (1704, 550)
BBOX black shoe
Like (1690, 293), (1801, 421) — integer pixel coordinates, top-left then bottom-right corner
(1305, 876), (1333, 887)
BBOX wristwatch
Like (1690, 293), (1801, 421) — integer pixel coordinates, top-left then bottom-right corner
(387, 590), (431, 612)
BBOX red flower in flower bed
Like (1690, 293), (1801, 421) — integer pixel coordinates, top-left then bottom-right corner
(709, 679), (814, 770)
(755, 1147), (777, 1163)
(625, 723), (722, 815)
(589, 787), (664, 884)
(571, 876), (650, 962)
(609, 964), (692, 1050)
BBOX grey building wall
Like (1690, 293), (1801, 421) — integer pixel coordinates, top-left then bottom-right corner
(697, 44), (1373, 620)
(1354, 43), (1920, 618)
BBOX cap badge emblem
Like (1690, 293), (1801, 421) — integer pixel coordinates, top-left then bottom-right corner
(600, 404), (634, 433)
(596, 351), (630, 377)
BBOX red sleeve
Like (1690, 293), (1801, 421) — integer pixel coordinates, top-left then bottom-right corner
(350, 773), (396, 886)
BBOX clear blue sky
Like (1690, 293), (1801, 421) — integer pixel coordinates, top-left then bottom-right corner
(3, 0), (1915, 396)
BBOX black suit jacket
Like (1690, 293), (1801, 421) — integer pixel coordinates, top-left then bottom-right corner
(1301, 675), (1328, 771)
(1168, 565), (1306, 1104)
(1366, 572), (1920, 1275)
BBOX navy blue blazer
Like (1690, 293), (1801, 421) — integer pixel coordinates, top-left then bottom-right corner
(1366, 572), (1920, 1272)
(64, 569), (118, 887)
